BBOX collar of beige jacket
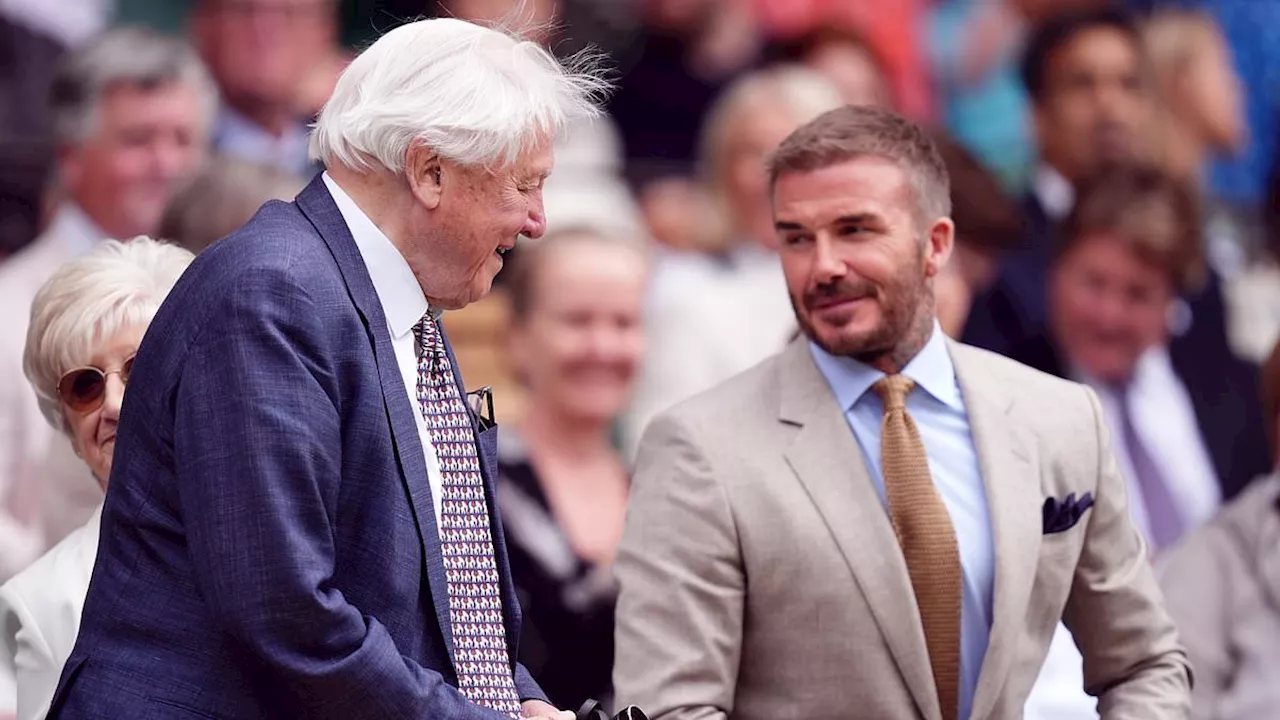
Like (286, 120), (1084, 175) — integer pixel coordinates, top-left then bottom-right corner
(778, 337), (1040, 720)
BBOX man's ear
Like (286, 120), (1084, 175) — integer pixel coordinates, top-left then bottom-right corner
(924, 216), (955, 279)
(406, 143), (443, 210)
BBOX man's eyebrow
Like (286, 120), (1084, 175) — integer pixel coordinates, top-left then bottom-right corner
(774, 221), (805, 231)
(833, 213), (879, 225)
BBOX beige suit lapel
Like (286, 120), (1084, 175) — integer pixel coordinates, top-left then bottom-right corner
(949, 342), (1042, 720)
(777, 340), (940, 720)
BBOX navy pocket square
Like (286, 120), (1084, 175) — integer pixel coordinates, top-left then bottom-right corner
(1042, 492), (1094, 534)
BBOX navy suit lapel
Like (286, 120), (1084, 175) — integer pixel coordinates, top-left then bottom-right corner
(295, 176), (459, 662)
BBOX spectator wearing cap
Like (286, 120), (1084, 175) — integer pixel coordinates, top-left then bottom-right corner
(0, 27), (213, 582)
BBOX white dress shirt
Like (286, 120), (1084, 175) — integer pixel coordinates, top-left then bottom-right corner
(322, 173), (444, 527)
(809, 324), (994, 720)
(0, 504), (101, 720)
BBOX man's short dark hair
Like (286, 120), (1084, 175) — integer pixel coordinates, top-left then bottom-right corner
(767, 105), (951, 223)
(1020, 7), (1142, 103)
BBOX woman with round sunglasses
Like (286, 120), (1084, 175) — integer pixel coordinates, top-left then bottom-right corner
(0, 237), (192, 720)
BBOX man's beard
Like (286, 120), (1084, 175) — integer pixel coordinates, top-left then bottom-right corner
(791, 265), (930, 364)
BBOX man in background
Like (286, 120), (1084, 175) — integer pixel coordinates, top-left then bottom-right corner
(962, 7), (1232, 372)
(191, 0), (336, 177)
(0, 27), (213, 582)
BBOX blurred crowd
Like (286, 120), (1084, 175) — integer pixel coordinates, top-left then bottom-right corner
(4, 0), (1280, 718)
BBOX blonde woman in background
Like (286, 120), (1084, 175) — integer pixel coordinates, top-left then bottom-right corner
(496, 227), (648, 712)
(624, 64), (844, 454)
(0, 237), (194, 720)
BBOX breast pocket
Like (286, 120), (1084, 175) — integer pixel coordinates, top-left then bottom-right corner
(475, 424), (499, 482)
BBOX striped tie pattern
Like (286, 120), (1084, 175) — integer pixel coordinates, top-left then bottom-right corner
(874, 375), (962, 720)
(414, 313), (521, 718)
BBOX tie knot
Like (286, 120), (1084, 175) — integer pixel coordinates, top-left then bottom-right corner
(873, 375), (915, 411)
(413, 312), (442, 359)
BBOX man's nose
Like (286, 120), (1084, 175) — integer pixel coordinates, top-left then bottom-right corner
(523, 200), (546, 240)
(812, 236), (846, 284)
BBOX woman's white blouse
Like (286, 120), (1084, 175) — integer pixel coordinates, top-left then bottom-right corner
(0, 504), (100, 720)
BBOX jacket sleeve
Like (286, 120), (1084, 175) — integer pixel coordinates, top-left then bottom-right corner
(173, 270), (510, 720)
(613, 411), (740, 720)
(1062, 385), (1193, 719)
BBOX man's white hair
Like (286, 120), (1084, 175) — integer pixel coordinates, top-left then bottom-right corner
(23, 237), (194, 434)
(310, 17), (609, 173)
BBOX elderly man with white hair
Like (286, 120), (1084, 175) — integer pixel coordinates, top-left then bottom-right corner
(0, 237), (194, 720)
(0, 26), (214, 582)
(46, 17), (605, 720)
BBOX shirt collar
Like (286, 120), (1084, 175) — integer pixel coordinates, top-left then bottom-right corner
(808, 321), (964, 412)
(1033, 163), (1075, 221)
(321, 172), (430, 338)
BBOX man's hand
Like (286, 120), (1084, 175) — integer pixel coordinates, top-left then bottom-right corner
(520, 699), (575, 719)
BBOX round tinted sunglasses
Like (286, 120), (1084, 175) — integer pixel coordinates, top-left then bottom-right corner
(57, 354), (136, 413)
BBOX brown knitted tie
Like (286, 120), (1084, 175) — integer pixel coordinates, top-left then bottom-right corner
(873, 375), (962, 720)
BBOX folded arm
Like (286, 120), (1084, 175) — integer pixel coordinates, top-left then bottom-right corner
(1063, 386), (1192, 718)
(174, 271), (508, 720)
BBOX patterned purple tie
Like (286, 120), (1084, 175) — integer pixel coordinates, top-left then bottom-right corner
(414, 313), (521, 718)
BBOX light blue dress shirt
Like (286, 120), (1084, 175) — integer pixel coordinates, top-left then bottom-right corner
(809, 324), (994, 720)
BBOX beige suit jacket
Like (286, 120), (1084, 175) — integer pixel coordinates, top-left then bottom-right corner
(614, 338), (1191, 720)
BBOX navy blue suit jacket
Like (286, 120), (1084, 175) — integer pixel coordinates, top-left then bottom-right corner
(47, 177), (546, 719)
